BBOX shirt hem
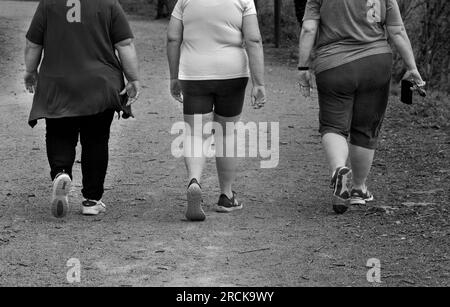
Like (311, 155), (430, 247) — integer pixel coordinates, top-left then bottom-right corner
(28, 107), (118, 127)
(171, 13), (182, 20)
(179, 73), (250, 81)
(314, 49), (392, 75)
(112, 35), (135, 45)
(25, 33), (43, 46)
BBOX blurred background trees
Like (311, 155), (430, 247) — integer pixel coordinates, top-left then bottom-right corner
(394, 0), (449, 92)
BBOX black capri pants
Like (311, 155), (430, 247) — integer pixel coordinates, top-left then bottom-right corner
(180, 77), (249, 117)
(316, 53), (393, 149)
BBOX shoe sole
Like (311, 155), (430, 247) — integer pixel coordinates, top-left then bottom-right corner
(332, 195), (349, 214)
(333, 168), (351, 200)
(215, 203), (243, 213)
(186, 184), (205, 221)
(81, 207), (105, 216)
(349, 195), (374, 206)
(51, 175), (71, 218)
(349, 198), (366, 206)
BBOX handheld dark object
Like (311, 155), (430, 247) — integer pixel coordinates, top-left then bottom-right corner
(401, 80), (426, 105)
(401, 80), (413, 104)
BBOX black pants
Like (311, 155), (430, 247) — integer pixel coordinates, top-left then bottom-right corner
(180, 78), (249, 117)
(45, 110), (114, 201)
(316, 54), (392, 149)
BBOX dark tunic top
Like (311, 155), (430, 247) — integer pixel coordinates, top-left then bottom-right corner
(26, 0), (134, 127)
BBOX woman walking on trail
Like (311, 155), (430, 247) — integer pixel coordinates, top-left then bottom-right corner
(24, 0), (140, 218)
(298, 0), (425, 213)
(167, 0), (266, 221)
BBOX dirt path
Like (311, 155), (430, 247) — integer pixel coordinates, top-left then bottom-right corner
(0, 1), (448, 287)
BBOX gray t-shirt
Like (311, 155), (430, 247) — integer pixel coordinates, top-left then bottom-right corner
(303, 0), (404, 74)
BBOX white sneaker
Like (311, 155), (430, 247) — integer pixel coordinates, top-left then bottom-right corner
(81, 199), (106, 216)
(186, 178), (205, 221)
(51, 173), (72, 218)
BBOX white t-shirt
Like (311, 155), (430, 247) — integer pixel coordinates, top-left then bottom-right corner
(172, 0), (257, 80)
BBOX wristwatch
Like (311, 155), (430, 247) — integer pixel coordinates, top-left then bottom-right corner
(298, 66), (309, 71)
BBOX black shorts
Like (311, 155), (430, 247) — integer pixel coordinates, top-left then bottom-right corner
(316, 54), (393, 149)
(180, 77), (249, 117)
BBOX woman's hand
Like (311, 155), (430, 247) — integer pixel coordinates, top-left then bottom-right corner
(251, 85), (266, 109)
(298, 70), (312, 98)
(170, 79), (183, 103)
(120, 80), (140, 106)
(403, 68), (426, 87)
(403, 69), (426, 96)
(24, 71), (38, 94)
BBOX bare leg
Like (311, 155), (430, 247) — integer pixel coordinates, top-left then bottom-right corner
(183, 113), (213, 183)
(322, 132), (349, 174)
(183, 113), (212, 221)
(214, 113), (241, 199)
(349, 144), (374, 191)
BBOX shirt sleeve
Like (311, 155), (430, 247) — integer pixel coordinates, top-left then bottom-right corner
(303, 0), (321, 21)
(26, 0), (46, 45)
(111, 0), (134, 44)
(243, 0), (257, 17)
(171, 0), (184, 21)
(385, 0), (404, 26)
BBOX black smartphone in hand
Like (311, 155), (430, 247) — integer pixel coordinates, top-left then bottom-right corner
(401, 79), (413, 105)
(401, 79), (427, 105)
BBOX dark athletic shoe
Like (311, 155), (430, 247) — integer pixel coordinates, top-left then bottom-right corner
(51, 173), (71, 218)
(330, 167), (351, 214)
(330, 166), (351, 200)
(216, 191), (243, 213)
(349, 188), (374, 206)
(186, 179), (205, 221)
(332, 196), (349, 214)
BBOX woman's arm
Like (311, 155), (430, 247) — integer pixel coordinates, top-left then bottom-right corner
(115, 38), (140, 105)
(243, 15), (264, 87)
(115, 38), (139, 82)
(298, 19), (318, 68)
(297, 19), (319, 97)
(387, 25), (425, 85)
(167, 17), (183, 102)
(24, 39), (43, 93)
(242, 14), (266, 108)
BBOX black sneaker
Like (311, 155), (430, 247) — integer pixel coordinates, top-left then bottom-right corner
(216, 191), (243, 213)
(185, 178), (205, 221)
(349, 188), (374, 206)
(330, 166), (352, 200)
(330, 167), (351, 214)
